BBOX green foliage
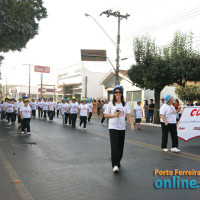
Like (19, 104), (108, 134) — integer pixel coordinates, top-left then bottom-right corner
(0, 0), (47, 52)
(170, 31), (200, 86)
(175, 84), (200, 103)
(128, 36), (173, 91)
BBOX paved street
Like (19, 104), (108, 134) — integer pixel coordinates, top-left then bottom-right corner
(0, 116), (200, 200)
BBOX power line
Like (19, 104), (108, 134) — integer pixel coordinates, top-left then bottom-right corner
(123, 7), (200, 40)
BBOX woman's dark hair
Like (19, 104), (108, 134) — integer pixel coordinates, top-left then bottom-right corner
(175, 99), (179, 104)
(145, 100), (148, 105)
(112, 91), (125, 107)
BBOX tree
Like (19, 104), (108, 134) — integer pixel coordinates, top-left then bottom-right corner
(0, 0), (47, 53)
(128, 32), (200, 124)
(175, 84), (200, 103)
(128, 36), (175, 123)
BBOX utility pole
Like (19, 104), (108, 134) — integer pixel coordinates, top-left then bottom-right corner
(23, 64), (32, 98)
(101, 10), (130, 85)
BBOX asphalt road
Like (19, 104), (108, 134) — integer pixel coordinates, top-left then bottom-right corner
(0, 116), (200, 200)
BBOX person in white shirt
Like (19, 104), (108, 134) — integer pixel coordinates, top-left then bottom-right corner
(60, 98), (66, 124)
(12, 98), (17, 123)
(160, 94), (180, 153)
(4, 97), (15, 125)
(78, 98), (89, 129)
(0, 99), (5, 121)
(17, 97), (24, 131)
(69, 97), (79, 128)
(37, 98), (43, 118)
(48, 97), (55, 120)
(64, 98), (71, 125)
(42, 98), (48, 120)
(101, 100), (109, 124)
(87, 98), (93, 122)
(104, 85), (135, 173)
(55, 100), (61, 118)
(134, 99), (143, 131)
(30, 98), (37, 118)
(19, 99), (32, 135)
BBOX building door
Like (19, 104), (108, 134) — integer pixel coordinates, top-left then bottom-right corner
(127, 91), (142, 115)
(107, 91), (113, 101)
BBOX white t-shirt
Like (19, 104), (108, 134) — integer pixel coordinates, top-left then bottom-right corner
(30, 102), (37, 110)
(87, 103), (93, 112)
(37, 101), (43, 108)
(160, 104), (176, 124)
(48, 102), (55, 111)
(42, 102), (48, 111)
(20, 106), (32, 118)
(70, 102), (79, 114)
(103, 104), (108, 114)
(105, 101), (130, 130)
(64, 103), (70, 113)
(79, 104), (88, 116)
(134, 104), (143, 119)
(18, 101), (24, 111)
(60, 103), (67, 115)
(6, 103), (15, 113)
(56, 103), (61, 110)
(3, 102), (8, 111)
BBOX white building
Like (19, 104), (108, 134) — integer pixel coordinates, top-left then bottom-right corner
(57, 63), (106, 102)
(6, 84), (57, 100)
(100, 69), (180, 114)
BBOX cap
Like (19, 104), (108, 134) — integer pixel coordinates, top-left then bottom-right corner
(112, 85), (123, 94)
(24, 99), (29, 102)
(165, 94), (173, 103)
(81, 98), (86, 101)
(8, 97), (11, 100)
(1, 99), (4, 101)
(57, 100), (60, 102)
(72, 97), (76, 100)
(39, 98), (41, 100)
(62, 98), (66, 101)
(19, 97), (22, 100)
(22, 95), (27, 98)
(137, 99), (141, 103)
(66, 98), (70, 101)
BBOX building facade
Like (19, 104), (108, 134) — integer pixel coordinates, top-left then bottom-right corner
(57, 63), (106, 102)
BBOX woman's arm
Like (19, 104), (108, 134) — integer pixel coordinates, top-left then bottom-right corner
(126, 113), (135, 132)
(160, 114), (168, 126)
(104, 112), (119, 119)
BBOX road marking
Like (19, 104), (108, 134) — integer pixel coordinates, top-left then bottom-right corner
(0, 149), (34, 200)
(86, 128), (200, 162)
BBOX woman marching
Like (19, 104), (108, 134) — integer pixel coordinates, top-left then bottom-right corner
(55, 100), (60, 118)
(160, 94), (181, 153)
(104, 85), (135, 173)
(69, 97), (79, 128)
(78, 98), (89, 130)
(19, 99), (32, 135)
(42, 97), (48, 120)
(87, 98), (93, 122)
(4, 97), (15, 125)
(64, 98), (71, 125)
(60, 98), (66, 125)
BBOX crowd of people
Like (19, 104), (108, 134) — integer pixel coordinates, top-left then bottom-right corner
(0, 89), (200, 173)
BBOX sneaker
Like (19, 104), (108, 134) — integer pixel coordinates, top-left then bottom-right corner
(27, 132), (31, 135)
(83, 127), (87, 130)
(21, 131), (25, 134)
(138, 128), (142, 131)
(8, 122), (11, 125)
(171, 148), (181, 152)
(79, 126), (81, 129)
(163, 148), (168, 152)
(113, 166), (119, 173)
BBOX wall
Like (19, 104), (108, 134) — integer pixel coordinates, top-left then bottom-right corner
(81, 68), (106, 99)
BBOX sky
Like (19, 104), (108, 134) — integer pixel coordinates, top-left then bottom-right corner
(1, 0), (200, 86)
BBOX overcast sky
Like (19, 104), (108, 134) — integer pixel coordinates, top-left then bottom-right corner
(1, 0), (200, 86)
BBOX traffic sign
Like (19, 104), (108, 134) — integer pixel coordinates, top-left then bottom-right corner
(81, 49), (107, 61)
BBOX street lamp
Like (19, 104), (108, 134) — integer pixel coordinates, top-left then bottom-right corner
(85, 13), (117, 47)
